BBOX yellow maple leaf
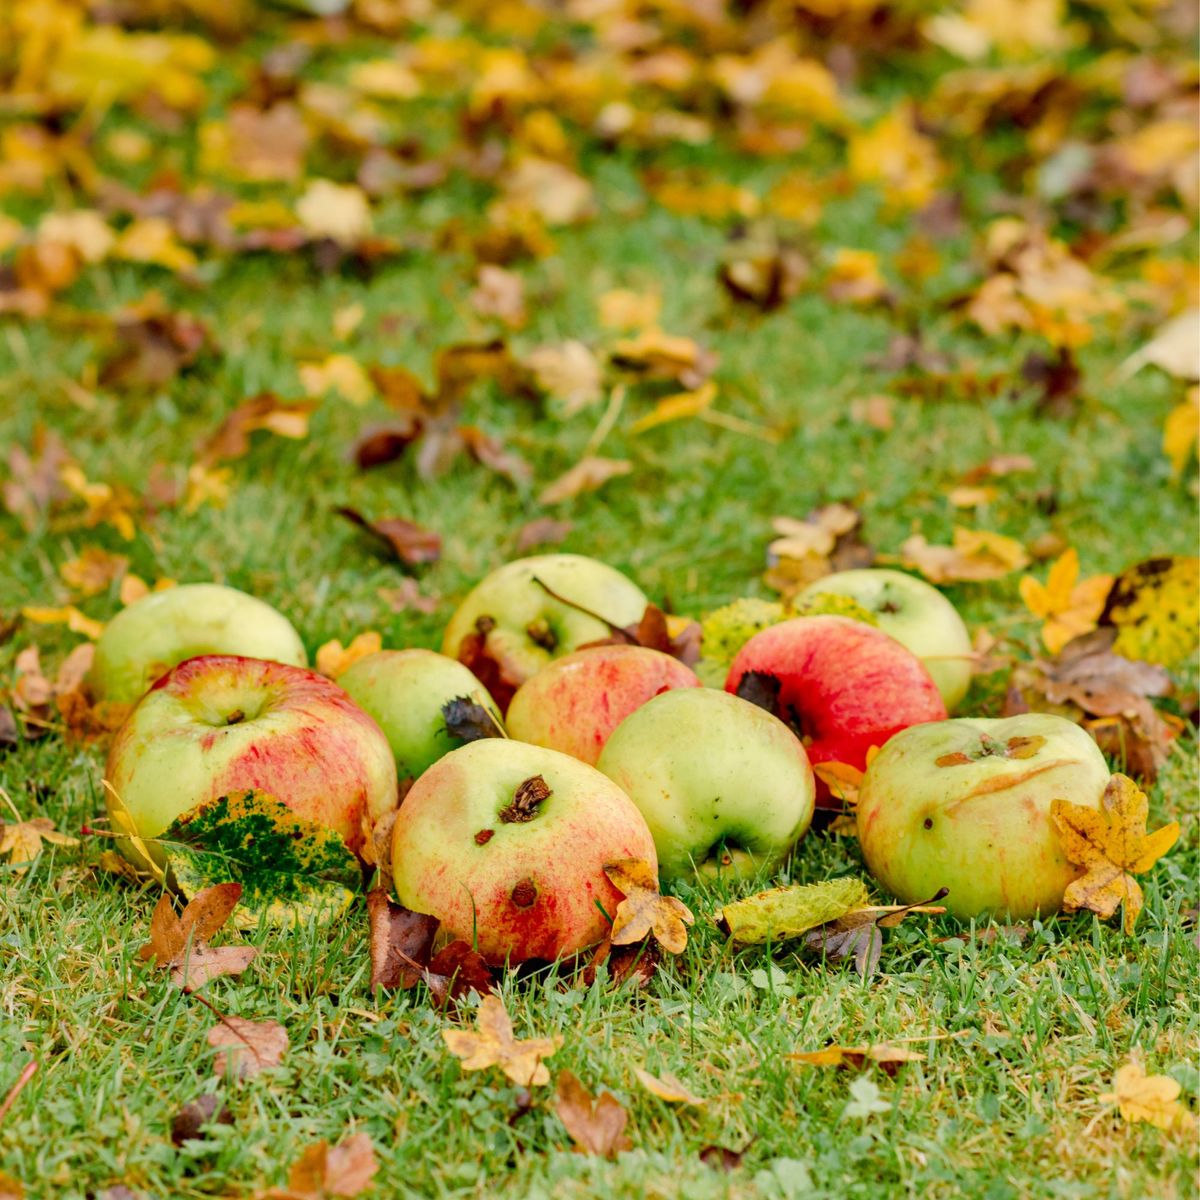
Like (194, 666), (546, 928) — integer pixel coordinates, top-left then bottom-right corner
(1100, 1060), (1195, 1131)
(22, 605), (105, 641)
(59, 464), (137, 540)
(1018, 548), (1113, 653)
(1050, 774), (1179, 934)
(604, 859), (694, 955)
(900, 526), (1030, 584)
(183, 463), (232, 514)
(441, 994), (561, 1087)
(632, 1067), (704, 1105)
(0, 816), (79, 871)
(848, 105), (944, 210)
(1163, 387), (1199, 480)
(316, 631), (383, 678)
(298, 354), (374, 406)
(597, 289), (661, 332)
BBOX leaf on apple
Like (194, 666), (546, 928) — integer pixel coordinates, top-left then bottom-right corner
(720, 877), (870, 944)
(604, 858), (694, 955)
(1100, 1059), (1196, 1131)
(335, 506), (441, 568)
(207, 1016), (288, 1079)
(259, 1132), (379, 1200)
(159, 790), (360, 928)
(138, 883), (257, 989)
(788, 1043), (924, 1076)
(442, 994), (562, 1087)
(1098, 555), (1199, 667)
(1050, 773), (1180, 934)
(554, 1070), (632, 1157)
(441, 696), (505, 744)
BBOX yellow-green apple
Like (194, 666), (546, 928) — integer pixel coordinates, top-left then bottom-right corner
(105, 655), (398, 863)
(856, 714), (1110, 920)
(441, 554), (648, 710)
(725, 616), (946, 811)
(595, 689), (815, 881)
(338, 649), (505, 785)
(90, 584), (307, 704)
(505, 645), (700, 765)
(797, 569), (972, 710)
(391, 739), (657, 965)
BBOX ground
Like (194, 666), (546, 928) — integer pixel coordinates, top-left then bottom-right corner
(1, 4), (1197, 1198)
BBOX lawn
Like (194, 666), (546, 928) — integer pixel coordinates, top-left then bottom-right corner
(1, 3), (1198, 1198)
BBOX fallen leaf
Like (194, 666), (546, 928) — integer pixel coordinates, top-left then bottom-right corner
(1163, 387), (1198, 480)
(579, 936), (660, 992)
(470, 265), (526, 328)
(633, 1067), (704, 1105)
(630, 381), (717, 433)
(699, 1142), (752, 1172)
(21, 605), (105, 641)
(422, 941), (497, 1011)
(515, 517), (572, 553)
(0, 815), (79, 871)
(1119, 309), (1199, 381)
(604, 858), (694, 955)
(1020, 347), (1083, 418)
(849, 394), (895, 431)
(208, 1018), (288, 1079)
(316, 632), (383, 678)
(441, 994), (561, 1086)
(789, 1043), (925, 1077)
(170, 1094), (235, 1146)
(555, 1070), (631, 1157)
(261, 1132), (379, 1199)
(457, 425), (531, 486)
(336, 507), (441, 567)
(1100, 556), (1199, 666)
(3, 428), (70, 531)
(720, 877), (870, 943)
(598, 289), (661, 332)
(539, 457), (632, 505)
(296, 180), (372, 244)
(1019, 548), (1113, 653)
(366, 888), (438, 990)
(610, 328), (717, 389)
(1100, 1060), (1195, 1130)
(138, 884), (257, 988)
(522, 341), (603, 415)
(58, 547), (130, 597)
(900, 526), (1030, 583)
(377, 579), (439, 615)
(1051, 773), (1179, 934)
(765, 504), (873, 595)
(803, 889), (949, 977)
(198, 394), (318, 465)
(440, 696), (505, 743)
(299, 355), (374, 406)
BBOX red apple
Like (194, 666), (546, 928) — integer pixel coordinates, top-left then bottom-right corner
(391, 739), (658, 965)
(505, 645), (701, 766)
(725, 616), (946, 809)
(105, 655), (399, 862)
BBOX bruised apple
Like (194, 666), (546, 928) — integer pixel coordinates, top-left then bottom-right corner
(441, 554), (649, 710)
(90, 583), (307, 705)
(105, 655), (398, 863)
(391, 739), (657, 965)
(596, 689), (815, 881)
(505, 645), (700, 766)
(856, 714), (1111, 921)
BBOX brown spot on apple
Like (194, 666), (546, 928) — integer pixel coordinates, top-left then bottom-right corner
(225, 708), (246, 726)
(475, 829), (494, 845)
(499, 775), (552, 824)
(510, 878), (538, 908)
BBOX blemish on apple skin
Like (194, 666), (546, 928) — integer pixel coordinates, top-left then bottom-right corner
(923, 817), (934, 830)
(474, 829), (494, 845)
(510, 878), (538, 908)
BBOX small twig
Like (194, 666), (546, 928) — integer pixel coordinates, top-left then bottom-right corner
(182, 986), (255, 1050)
(0, 1060), (38, 1127)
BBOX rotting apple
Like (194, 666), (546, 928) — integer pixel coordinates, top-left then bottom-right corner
(725, 616), (946, 810)
(105, 655), (398, 865)
(90, 583), (307, 705)
(595, 688), (815, 881)
(339, 648), (506, 785)
(391, 739), (657, 965)
(856, 714), (1111, 921)
(505, 645), (700, 766)
(440, 554), (649, 710)
(797, 568), (973, 711)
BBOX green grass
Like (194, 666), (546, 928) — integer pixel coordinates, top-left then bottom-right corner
(2, 8), (1199, 1198)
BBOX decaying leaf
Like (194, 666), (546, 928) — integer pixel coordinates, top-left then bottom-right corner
(197, 394), (317, 465)
(442, 994), (561, 1086)
(1099, 1060), (1195, 1131)
(208, 1017), (289, 1079)
(315, 631), (383, 678)
(1019, 548), (1113, 654)
(159, 791), (361, 927)
(802, 889), (949, 977)
(605, 859), (694, 955)
(765, 505), (873, 595)
(0, 815), (78, 872)
(633, 1068), (704, 1106)
(335, 507), (441, 567)
(1119, 309), (1199, 382)
(575, 601), (702, 669)
(579, 936), (660, 993)
(555, 1070), (632, 1158)
(538, 457), (632, 506)
(441, 696), (505, 743)
(1051, 773), (1179, 934)
(138, 883), (257, 989)
(789, 1043), (924, 1076)
(1163, 387), (1199, 480)
(259, 1132), (379, 1199)
(720, 877), (871, 944)
(366, 889), (439, 991)
(900, 527), (1029, 583)
(1099, 556), (1199, 666)
(170, 1094), (235, 1146)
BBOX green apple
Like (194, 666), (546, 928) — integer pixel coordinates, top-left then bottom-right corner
(596, 689), (815, 882)
(90, 583), (307, 704)
(441, 554), (649, 710)
(856, 714), (1110, 921)
(797, 568), (972, 711)
(391, 739), (658, 965)
(338, 649), (505, 784)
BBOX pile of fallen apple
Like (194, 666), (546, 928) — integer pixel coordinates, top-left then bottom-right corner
(96, 554), (1141, 965)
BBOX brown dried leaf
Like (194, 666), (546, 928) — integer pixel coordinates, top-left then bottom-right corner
(457, 425), (531, 486)
(515, 517), (572, 554)
(604, 859), (694, 955)
(208, 1017), (288, 1079)
(262, 1132), (379, 1199)
(539, 457), (632, 506)
(366, 889), (439, 991)
(335, 507), (441, 567)
(555, 1070), (632, 1157)
(3, 428), (70, 530)
(198, 394), (317, 465)
(138, 885), (256, 989)
(171, 1094), (235, 1146)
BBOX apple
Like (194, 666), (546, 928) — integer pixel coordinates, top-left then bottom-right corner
(105, 655), (398, 864)
(856, 714), (1110, 920)
(797, 568), (973, 711)
(441, 554), (649, 710)
(595, 689), (815, 881)
(90, 583), (307, 705)
(505, 645), (701, 766)
(338, 649), (506, 784)
(725, 616), (946, 810)
(391, 739), (657, 965)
